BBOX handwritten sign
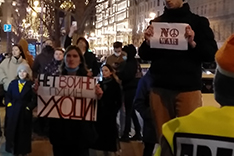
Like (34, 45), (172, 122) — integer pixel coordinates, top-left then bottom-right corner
(37, 74), (98, 121)
(150, 22), (189, 50)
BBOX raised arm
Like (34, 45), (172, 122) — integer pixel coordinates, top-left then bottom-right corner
(64, 25), (77, 49)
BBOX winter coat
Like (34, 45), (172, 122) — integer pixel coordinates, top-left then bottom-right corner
(134, 71), (157, 143)
(0, 53), (6, 63)
(92, 78), (122, 152)
(64, 35), (100, 76)
(32, 45), (54, 78)
(49, 68), (98, 149)
(5, 80), (37, 155)
(138, 3), (218, 91)
(0, 56), (31, 91)
(118, 55), (140, 91)
(44, 59), (62, 76)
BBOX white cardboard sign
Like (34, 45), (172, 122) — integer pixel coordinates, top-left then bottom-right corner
(150, 22), (189, 50)
(37, 74), (98, 121)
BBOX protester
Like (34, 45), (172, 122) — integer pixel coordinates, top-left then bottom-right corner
(92, 64), (122, 155)
(105, 41), (127, 75)
(134, 71), (157, 156)
(0, 44), (31, 91)
(157, 33), (234, 156)
(49, 45), (99, 156)
(32, 42), (54, 78)
(119, 44), (142, 141)
(42, 39), (53, 48)
(64, 25), (99, 76)
(138, 0), (218, 138)
(18, 38), (34, 68)
(5, 64), (37, 156)
(44, 47), (64, 75)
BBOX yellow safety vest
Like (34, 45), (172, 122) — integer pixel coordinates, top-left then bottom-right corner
(158, 106), (234, 156)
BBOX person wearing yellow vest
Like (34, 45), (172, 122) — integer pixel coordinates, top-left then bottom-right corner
(5, 64), (37, 156)
(156, 34), (234, 156)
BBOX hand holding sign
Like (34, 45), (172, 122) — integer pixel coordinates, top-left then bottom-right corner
(95, 84), (103, 99)
(185, 25), (196, 48)
(144, 25), (154, 45)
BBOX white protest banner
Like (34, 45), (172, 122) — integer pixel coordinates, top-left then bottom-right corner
(37, 74), (98, 121)
(150, 22), (189, 50)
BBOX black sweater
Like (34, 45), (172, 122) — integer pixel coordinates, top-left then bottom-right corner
(139, 3), (218, 91)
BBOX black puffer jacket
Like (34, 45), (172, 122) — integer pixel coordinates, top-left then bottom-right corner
(119, 44), (140, 90)
(139, 3), (218, 91)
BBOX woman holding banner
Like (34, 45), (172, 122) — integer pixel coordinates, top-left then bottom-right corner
(49, 45), (99, 156)
(92, 64), (122, 155)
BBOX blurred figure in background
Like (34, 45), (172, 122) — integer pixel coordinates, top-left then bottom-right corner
(119, 44), (142, 142)
(105, 42), (127, 76)
(0, 44), (31, 92)
(44, 47), (64, 76)
(18, 38), (34, 69)
(134, 71), (157, 156)
(32, 40), (55, 78)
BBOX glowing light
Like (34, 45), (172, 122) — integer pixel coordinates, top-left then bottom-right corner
(32, 11), (37, 17)
(34, 1), (39, 7)
(12, 1), (16, 6)
(91, 32), (95, 37)
(149, 12), (156, 19)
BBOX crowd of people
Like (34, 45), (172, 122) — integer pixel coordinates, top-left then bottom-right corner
(0, 0), (233, 156)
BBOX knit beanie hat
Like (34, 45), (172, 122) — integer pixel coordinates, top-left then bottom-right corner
(17, 64), (31, 75)
(214, 34), (234, 106)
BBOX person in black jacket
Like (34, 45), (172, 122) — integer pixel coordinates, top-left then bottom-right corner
(32, 45), (54, 78)
(49, 46), (98, 156)
(64, 25), (99, 76)
(92, 64), (122, 155)
(134, 71), (157, 156)
(5, 64), (37, 156)
(119, 44), (142, 142)
(138, 0), (218, 139)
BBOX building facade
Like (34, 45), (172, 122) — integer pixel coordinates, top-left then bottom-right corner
(95, 0), (131, 55)
(188, 0), (234, 47)
(94, 0), (164, 54)
(129, 0), (164, 48)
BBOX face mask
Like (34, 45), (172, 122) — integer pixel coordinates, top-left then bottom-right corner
(114, 52), (121, 57)
(122, 56), (127, 61)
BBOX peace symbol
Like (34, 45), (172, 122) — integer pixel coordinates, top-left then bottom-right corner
(169, 29), (179, 37)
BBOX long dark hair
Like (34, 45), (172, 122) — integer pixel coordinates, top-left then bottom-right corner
(10, 44), (26, 59)
(61, 45), (88, 75)
(8, 44), (26, 65)
(76, 37), (90, 52)
(102, 64), (120, 84)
